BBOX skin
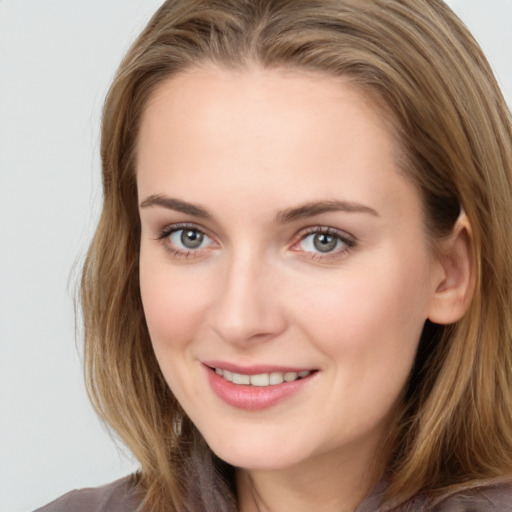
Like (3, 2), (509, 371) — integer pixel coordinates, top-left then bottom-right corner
(136, 66), (468, 512)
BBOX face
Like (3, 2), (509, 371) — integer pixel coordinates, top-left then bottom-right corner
(137, 67), (443, 474)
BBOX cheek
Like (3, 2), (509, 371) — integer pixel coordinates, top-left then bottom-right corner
(139, 256), (207, 354)
(139, 257), (214, 406)
(291, 251), (432, 373)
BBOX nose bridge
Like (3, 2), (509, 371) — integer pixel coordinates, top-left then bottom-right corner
(209, 244), (285, 345)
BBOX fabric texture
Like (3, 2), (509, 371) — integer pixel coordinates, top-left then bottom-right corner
(356, 479), (512, 512)
(33, 476), (142, 512)
(34, 475), (512, 511)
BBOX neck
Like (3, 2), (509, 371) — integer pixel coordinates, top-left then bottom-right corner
(236, 443), (386, 512)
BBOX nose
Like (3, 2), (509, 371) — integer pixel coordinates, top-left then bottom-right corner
(208, 250), (287, 346)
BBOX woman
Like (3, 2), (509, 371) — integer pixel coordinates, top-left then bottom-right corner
(37, 0), (512, 510)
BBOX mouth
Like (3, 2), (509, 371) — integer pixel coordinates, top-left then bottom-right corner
(209, 366), (313, 387)
(204, 363), (317, 410)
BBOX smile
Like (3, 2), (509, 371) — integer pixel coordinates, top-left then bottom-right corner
(213, 367), (312, 387)
(204, 363), (318, 410)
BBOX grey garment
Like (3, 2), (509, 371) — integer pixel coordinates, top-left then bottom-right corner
(428, 483), (512, 512)
(33, 475), (512, 512)
(356, 479), (512, 512)
(33, 476), (142, 512)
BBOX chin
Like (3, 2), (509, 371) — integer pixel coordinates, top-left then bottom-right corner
(215, 450), (301, 472)
(202, 430), (311, 471)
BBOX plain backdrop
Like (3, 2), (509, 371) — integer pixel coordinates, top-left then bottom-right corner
(0, 1), (511, 510)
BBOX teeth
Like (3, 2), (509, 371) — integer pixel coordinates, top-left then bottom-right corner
(214, 368), (312, 387)
(284, 371), (298, 382)
(250, 373), (270, 386)
(269, 372), (284, 385)
(232, 373), (250, 385)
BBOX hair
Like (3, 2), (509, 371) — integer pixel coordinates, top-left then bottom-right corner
(81, 0), (512, 510)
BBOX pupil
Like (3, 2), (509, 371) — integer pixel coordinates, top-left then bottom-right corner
(313, 233), (337, 253)
(181, 230), (204, 249)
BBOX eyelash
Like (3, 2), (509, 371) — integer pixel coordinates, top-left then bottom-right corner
(156, 223), (356, 260)
(157, 223), (214, 259)
(292, 226), (355, 260)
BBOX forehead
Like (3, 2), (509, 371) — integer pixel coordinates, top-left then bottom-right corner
(136, 66), (418, 221)
(140, 65), (396, 142)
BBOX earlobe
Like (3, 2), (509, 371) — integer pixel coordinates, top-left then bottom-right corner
(427, 213), (475, 325)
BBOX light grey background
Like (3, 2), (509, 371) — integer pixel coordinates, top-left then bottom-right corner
(0, 1), (511, 511)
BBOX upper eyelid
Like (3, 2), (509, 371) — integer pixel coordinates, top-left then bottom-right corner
(295, 225), (355, 242)
(155, 222), (355, 249)
(157, 222), (211, 239)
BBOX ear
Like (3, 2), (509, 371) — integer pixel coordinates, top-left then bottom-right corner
(427, 213), (474, 325)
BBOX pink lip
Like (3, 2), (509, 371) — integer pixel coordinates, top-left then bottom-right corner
(203, 363), (316, 411)
(203, 360), (312, 375)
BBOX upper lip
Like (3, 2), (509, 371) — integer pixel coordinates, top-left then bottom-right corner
(203, 361), (316, 375)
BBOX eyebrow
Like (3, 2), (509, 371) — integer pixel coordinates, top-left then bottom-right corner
(139, 194), (211, 219)
(139, 195), (378, 222)
(275, 200), (379, 223)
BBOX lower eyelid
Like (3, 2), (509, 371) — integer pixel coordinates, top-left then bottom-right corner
(160, 239), (208, 260)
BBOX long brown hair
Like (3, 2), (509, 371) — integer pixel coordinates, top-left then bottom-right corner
(81, 1), (512, 510)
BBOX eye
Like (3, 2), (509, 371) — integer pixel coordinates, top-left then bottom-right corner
(295, 227), (355, 256)
(170, 228), (210, 250)
(157, 223), (215, 257)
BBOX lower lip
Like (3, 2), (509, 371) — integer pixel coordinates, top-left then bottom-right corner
(205, 366), (314, 411)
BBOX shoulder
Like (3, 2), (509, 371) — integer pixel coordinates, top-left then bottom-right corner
(429, 480), (512, 511)
(33, 475), (143, 512)
(361, 479), (512, 512)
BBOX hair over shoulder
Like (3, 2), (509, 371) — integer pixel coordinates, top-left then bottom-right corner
(81, 1), (512, 510)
